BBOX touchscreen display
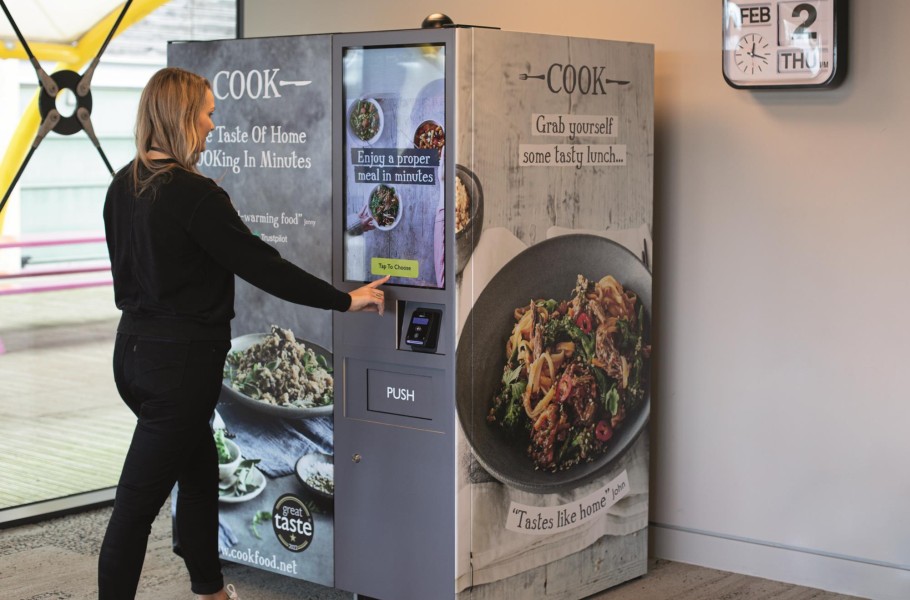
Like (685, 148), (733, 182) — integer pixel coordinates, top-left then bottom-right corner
(342, 44), (446, 289)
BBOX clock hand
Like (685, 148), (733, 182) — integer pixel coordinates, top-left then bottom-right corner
(746, 47), (769, 62)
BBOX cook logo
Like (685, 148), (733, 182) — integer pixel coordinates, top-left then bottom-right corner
(212, 68), (313, 101)
(272, 493), (314, 553)
(519, 64), (630, 95)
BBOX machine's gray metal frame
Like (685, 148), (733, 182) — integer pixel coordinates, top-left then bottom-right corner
(332, 27), (458, 600)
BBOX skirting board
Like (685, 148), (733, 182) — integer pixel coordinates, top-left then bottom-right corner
(650, 523), (910, 600)
(0, 488), (115, 528)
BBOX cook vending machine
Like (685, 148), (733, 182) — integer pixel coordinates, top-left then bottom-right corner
(172, 23), (653, 600)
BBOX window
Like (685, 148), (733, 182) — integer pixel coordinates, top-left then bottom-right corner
(0, 0), (237, 524)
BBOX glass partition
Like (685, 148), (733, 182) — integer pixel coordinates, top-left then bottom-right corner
(0, 0), (238, 525)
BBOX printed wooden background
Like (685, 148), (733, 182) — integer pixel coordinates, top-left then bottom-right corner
(457, 30), (654, 243)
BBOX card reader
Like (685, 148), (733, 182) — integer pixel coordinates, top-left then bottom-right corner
(405, 308), (442, 352)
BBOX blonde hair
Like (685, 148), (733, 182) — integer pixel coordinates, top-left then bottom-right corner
(132, 67), (211, 194)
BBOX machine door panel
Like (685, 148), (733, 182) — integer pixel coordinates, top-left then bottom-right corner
(335, 360), (454, 600)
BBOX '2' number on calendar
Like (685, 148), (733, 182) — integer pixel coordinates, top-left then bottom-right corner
(791, 3), (818, 39)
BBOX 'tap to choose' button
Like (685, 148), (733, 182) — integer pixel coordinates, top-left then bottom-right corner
(371, 257), (419, 278)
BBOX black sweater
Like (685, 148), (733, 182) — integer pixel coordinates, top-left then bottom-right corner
(103, 161), (350, 340)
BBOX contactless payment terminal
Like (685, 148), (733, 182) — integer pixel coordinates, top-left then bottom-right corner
(405, 308), (441, 352)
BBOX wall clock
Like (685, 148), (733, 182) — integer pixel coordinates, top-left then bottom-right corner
(722, 0), (847, 89)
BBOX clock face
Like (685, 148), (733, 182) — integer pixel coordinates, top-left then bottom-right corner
(734, 33), (771, 75)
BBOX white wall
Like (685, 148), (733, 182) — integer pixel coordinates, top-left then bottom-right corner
(245, 2), (910, 598)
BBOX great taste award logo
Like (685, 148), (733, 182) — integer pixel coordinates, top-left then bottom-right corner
(272, 493), (315, 552)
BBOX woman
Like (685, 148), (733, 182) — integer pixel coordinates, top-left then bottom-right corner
(98, 67), (387, 600)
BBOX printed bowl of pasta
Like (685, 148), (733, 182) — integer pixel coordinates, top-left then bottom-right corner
(456, 234), (651, 494)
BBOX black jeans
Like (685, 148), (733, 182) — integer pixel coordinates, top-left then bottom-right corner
(98, 333), (230, 599)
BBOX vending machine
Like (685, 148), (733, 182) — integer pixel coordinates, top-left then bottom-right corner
(171, 23), (652, 600)
(332, 26), (652, 600)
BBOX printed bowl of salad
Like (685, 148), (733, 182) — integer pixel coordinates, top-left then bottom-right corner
(348, 98), (383, 143)
(215, 430), (242, 482)
(222, 326), (334, 419)
(214, 430), (267, 503)
(367, 184), (403, 231)
(295, 452), (334, 501)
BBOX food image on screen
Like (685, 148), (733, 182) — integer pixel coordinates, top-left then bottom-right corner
(414, 120), (445, 156)
(349, 99), (381, 141)
(224, 326), (333, 408)
(487, 274), (650, 472)
(368, 184), (401, 229)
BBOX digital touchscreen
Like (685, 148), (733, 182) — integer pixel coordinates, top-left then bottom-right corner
(342, 44), (446, 289)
